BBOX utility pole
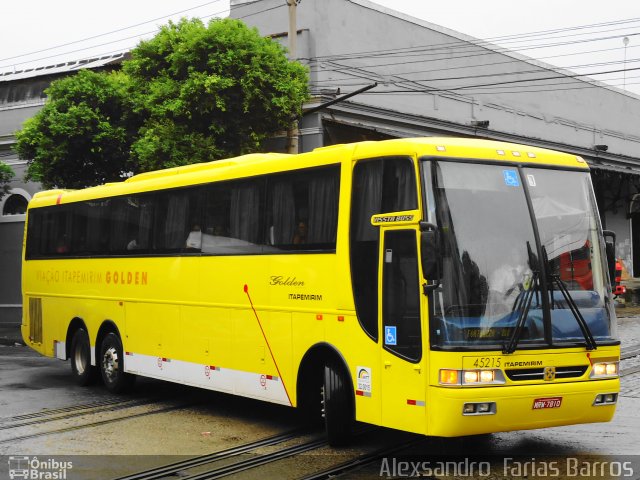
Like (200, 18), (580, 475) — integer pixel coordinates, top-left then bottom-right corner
(286, 0), (301, 154)
(623, 37), (630, 91)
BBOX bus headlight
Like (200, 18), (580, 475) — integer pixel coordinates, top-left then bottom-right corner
(439, 369), (505, 386)
(590, 362), (619, 378)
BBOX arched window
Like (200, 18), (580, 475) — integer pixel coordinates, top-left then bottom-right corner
(2, 193), (28, 216)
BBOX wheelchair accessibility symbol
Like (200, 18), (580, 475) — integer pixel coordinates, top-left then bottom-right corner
(385, 326), (397, 346)
(503, 170), (520, 187)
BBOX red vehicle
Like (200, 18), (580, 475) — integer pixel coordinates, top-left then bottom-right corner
(613, 260), (626, 296)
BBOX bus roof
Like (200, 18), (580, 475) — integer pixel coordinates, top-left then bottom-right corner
(348, 137), (588, 168)
(28, 137), (587, 208)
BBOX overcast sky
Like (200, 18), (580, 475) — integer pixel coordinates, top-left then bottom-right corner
(1, 0), (639, 95)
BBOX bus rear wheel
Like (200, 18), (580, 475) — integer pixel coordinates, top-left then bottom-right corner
(70, 328), (96, 386)
(323, 361), (354, 446)
(99, 332), (135, 393)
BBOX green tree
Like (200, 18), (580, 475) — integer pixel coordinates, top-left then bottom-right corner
(124, 18), (308, 171)
(0, 161), (14, 198)
(16, 17), (309, 188)
(16, 70), (136, 189)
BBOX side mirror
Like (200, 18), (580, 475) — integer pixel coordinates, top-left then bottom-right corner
(603, 230), (616, 286)
(420, 222), (441, 292)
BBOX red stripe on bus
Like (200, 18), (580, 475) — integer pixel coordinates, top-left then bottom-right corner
(244, 284), (292, 406)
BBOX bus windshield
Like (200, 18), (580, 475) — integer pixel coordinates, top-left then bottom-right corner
(425, 160), (617, 350)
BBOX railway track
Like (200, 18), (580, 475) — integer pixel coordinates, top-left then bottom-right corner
(0, 397), (158, 430)
(113, 426), (417, 480)
(621, 343), (640, 361)
(113, 429), (325, 480)
(0, 399), (197, 444)
(620, 342), (640, 377)
(297, 438), (422, 480)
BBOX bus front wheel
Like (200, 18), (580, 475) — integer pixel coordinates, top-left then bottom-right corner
(99, 332), (135, 393)
(70, 328), (96, 386)
(323, 361), (354, 446)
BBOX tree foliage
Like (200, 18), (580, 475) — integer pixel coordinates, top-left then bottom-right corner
(0, 161), (14, 198)
(16, 70), (136, 189)
(125, 18), (309, 171)
(16, 18), (309, 189)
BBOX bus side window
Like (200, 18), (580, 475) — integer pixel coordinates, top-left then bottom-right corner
(266, 165), (339, 251)
(201, 179), (265, 254)
(153, 189), (201, 253)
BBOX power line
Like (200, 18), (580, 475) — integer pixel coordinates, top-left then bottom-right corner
(309, 57), (640, 90)
(314, 66), (640, 96)
(0, 2), (286, 72)
(305, 17), (640, 64)
(310, 44), (640, 87)
(0, 0), (225, 63)
(307, 32), (640, 75)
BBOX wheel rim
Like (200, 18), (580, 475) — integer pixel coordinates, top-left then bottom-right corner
(102, 346), (119, 382)
(74, 345), (87, 375)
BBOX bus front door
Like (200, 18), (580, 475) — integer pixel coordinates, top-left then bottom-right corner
(379, 228), (427, 434)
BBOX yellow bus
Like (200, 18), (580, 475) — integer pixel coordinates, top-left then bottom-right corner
(21, 138), (620, 445)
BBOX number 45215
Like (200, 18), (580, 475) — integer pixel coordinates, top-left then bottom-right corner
(473, 357), (501, 368)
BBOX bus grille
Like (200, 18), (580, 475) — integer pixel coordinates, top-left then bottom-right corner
(505, 365), (588, 381)
(29, 297), (43, 343)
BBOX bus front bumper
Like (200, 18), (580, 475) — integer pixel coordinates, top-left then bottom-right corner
(427, 379), (619, 437)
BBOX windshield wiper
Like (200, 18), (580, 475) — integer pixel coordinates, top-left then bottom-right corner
(503, 242), (539, 354)
(541, 246), (597, 351)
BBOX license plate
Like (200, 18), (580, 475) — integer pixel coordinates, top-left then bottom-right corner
(532, 397), (562, 409)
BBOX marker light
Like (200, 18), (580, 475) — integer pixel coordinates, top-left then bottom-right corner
(590, 362), (619, 378)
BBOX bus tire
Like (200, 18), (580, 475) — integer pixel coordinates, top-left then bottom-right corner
(323, 361), (354, 446)
(70, 328), (96, 386)
(99, 332), (135, 394)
